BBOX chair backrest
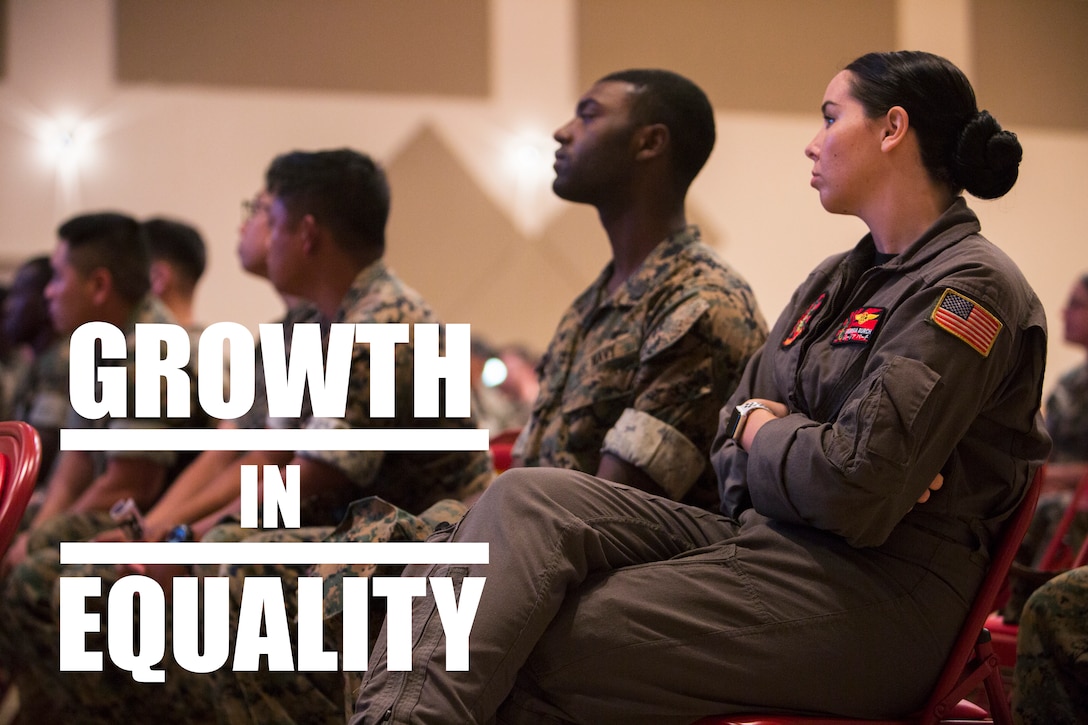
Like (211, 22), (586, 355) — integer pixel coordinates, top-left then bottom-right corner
(0, 420), (43, 558)
(918, 464), (1045, 724)
(489, 428), (521, 474)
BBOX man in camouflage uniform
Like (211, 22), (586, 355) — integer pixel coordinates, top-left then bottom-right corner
(513, 68), (766, 510)
(1013, 565), (1088, 723)
(0, 212), (205, 719)
(207, 149), (491, 725)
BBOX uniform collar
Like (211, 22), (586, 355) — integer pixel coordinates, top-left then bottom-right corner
(332, 259), (389, 324)
(848, 198), (981, 272)
(579, 225), (701, 313)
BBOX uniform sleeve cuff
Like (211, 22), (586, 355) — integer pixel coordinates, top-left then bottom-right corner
(601, 408), (705, 500)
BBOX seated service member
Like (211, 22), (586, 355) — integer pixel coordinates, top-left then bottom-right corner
(352, 51), (1050, 723)
(0, 213), (203, 719)
(1, 212), (202, 574)
(1, 254), (67, 481)
(513, 68), (766, 510)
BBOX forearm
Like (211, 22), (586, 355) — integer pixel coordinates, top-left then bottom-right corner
(30, 450), (94, 528)
(141, 448), (245, 539)
(70, 457), (167, 515)
(595, 452), (667, 497)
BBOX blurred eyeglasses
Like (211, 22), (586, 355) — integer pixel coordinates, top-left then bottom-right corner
(241, 197), (272, 222)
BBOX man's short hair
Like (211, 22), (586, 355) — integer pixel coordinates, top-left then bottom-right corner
(265, 148), (390, 257)
(142, 217), (207, 290)
(57, 212), (150, 304)
(598, 69), (716, 191)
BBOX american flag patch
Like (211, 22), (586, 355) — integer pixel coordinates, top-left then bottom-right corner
(931, 289), (1002, 356)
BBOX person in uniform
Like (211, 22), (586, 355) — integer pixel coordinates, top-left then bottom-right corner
(511, 68), (766, 511)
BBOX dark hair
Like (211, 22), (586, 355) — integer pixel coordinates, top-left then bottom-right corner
(57, 212), (150, 303)
(265, 148), (390, 256)
(845, 50), (1021, 199)
(598, 68), (716, 191)
(142, 217), (207, 289)
(18, 255), (53, 288)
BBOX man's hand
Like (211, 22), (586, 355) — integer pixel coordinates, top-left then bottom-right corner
(0, 531), (30, 578)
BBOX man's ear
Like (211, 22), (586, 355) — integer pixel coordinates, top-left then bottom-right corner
(299, 213), (320, 255)
(148, 260), (172, 297)
(881, 106), (910, 151)
(634, 123), (670, 162)
(87, 267), (113, 306)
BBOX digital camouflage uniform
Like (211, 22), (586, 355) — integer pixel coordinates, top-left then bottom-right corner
(7, 338), (69, 484)
(513, 226), (766, 509)
(211, 497), (468, 725)
(212, 261), (492, 725)
(0, 295), (207, 721)
(1013, 565), (1088, 724)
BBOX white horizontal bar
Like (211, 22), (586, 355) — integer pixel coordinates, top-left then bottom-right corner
(60, 541), (488, 565)
(60, 428), (490, 452)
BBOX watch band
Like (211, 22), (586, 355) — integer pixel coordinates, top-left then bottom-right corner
(725, 400), (775, 442)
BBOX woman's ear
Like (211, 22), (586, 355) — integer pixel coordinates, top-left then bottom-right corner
(881, 105), (910, 151)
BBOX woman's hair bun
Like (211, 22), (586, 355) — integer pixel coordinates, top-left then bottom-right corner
(953, 110), (1023, 199)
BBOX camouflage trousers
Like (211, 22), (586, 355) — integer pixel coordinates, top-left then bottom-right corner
(211, 497), (467, 725)
(1012, 565), (1088, 724)
(0, 509), (224, 724)
(0, 498), (466, 724)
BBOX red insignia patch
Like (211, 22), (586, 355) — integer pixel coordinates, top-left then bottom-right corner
(930, 289), (1002, 356)
(782, 292), (826, 348)
(831, 307), (885, 345)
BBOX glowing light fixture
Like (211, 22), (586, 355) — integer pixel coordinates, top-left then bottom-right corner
(481, 357), (509, 388)
(38, 114), (94, 169)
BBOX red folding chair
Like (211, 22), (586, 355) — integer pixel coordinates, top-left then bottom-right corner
(489, 428), (521, 474)
(0, 421), (43, 559)
(694, 465), (1045, 725)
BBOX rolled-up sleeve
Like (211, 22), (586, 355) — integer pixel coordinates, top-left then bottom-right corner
(602, 407), (705, 499)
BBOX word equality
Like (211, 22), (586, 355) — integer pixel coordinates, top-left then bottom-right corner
(60, 574), (485, 682)
(69, 322), (472, 420)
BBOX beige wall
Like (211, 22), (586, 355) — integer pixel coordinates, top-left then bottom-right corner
(1, 0), (1086, 399)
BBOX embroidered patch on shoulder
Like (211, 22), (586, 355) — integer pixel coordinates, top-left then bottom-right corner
(831, 307), (885, 345)
(930, 289), (1002, 356)
(782, 292), (826, 348)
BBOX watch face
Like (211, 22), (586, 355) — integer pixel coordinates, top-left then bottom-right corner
(725, 406), (743, 440)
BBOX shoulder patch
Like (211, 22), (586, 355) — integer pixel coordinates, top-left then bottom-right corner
(930, 288), (1002, 356)
(782, 292), (826, 348)
(831, 307), (885, 346)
